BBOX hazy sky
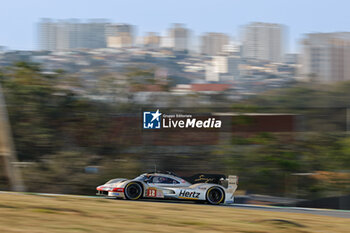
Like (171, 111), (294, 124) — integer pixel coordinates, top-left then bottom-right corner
(1, 0), (350, 51)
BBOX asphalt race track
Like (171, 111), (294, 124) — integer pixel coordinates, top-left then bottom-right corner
(1, 191), (350, 218)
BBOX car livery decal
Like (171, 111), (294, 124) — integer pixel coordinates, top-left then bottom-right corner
(146, 188), (164, 198)
(147, 188), (157, 197)
(178, 190), (200, 199)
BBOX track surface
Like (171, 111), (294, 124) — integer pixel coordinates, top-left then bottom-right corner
(1, 191), (350, 218)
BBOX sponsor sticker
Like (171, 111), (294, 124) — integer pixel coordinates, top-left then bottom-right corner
(147, 188), (157, 197)
(179, 190), (200, 199)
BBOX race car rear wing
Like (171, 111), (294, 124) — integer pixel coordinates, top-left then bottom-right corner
(226, 175), (238, 193)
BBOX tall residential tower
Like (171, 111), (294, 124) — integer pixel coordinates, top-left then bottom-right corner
(166, 24), (190, 51)
(242, 22), (285, 62)
(201, 33), (230, 56)
(38, 19), (108, 51)
(106, 23), (134, 48)
(301, 32), (350, 83)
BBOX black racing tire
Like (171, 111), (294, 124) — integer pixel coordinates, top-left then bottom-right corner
(206, 187), (224, 205)
(124, 182), (143, 200)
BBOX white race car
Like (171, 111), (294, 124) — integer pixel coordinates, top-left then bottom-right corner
(96, 172), (238, 205)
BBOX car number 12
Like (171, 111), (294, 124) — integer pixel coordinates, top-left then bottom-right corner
(147, 188), (157, 197)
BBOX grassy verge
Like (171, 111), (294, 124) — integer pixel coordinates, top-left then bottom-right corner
(0, 193), (347, 233)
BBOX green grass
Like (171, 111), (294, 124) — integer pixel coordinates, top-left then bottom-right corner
(0, 193), (348, 233)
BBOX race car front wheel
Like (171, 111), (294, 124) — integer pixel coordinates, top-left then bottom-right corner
(124, 182), (143, 200)
(206, 187), (224, 205)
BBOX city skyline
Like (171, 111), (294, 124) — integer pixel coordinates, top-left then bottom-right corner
(1, 0), (350, 51)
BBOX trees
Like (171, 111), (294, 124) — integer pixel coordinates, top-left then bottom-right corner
(1, 62), (123, 161)
(215, 82), (350, 197)
(2, 62), (350, 197)
(0, 62), (142, 193)
(2, 62), (61, 160)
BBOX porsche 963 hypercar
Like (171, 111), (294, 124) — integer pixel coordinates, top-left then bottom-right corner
(96, 172), (238, 205)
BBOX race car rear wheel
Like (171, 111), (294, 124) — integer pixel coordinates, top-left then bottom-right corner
(206, 187), (224, 205)
(124, 182), (143, 200)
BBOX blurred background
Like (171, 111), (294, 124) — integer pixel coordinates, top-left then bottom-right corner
(0, 0), (350, 210)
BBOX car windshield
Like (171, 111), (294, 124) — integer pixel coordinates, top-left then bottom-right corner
(133, 174), (146, 181)
(152, 176), (179, 184)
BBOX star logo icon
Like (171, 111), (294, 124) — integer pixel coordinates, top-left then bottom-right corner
(143, 109), (162, 129)
(150, 109), (162, 122)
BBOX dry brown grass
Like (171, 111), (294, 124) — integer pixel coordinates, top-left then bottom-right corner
(0, 193), (348, 233)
